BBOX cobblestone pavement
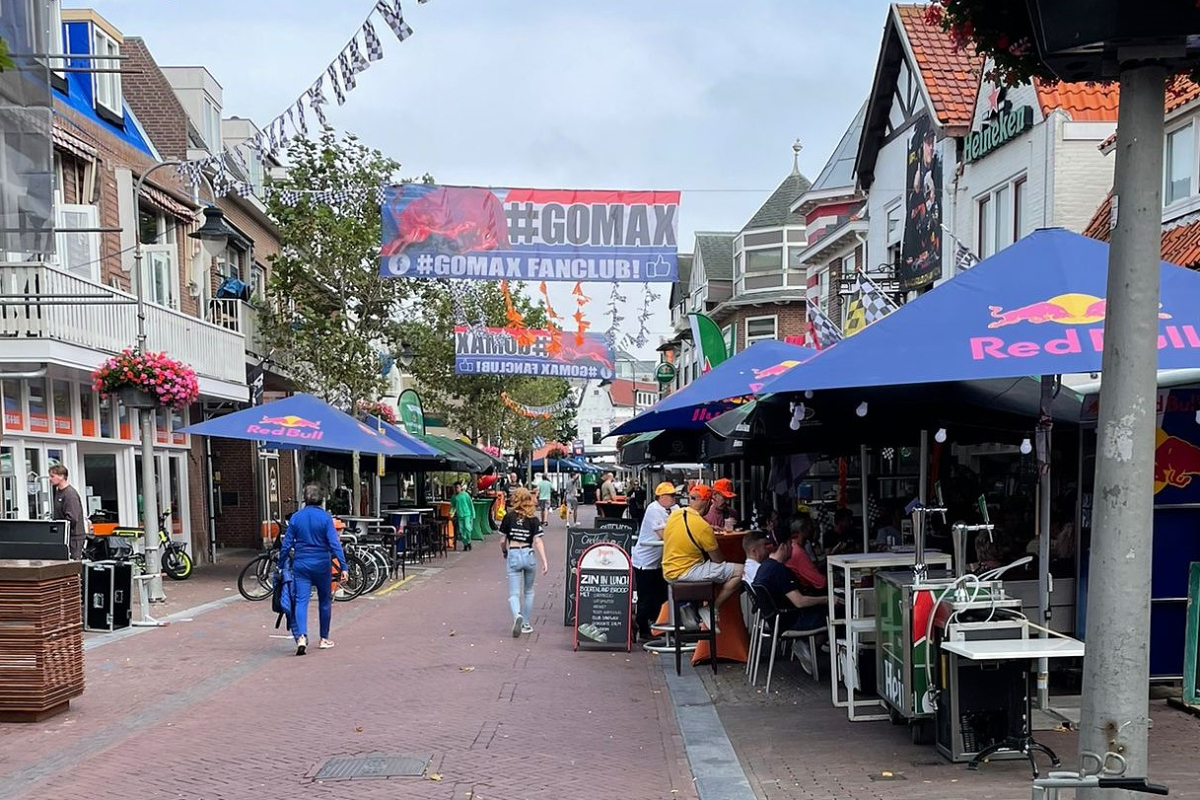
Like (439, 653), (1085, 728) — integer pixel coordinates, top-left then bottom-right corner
(1, 509), (696, 800)
(700, 652), (1200, 800)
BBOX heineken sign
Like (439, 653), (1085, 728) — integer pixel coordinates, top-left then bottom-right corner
(654, 362), (677, 384)
(964, 106), (1033, 163)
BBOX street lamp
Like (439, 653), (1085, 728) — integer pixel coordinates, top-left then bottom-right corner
(396, 341), (415, 371)
(132, 161), (230, 602)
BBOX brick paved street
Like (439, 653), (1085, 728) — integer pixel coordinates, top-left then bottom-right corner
(1, 509), (696, 800)
(700, 653), (1200, 800)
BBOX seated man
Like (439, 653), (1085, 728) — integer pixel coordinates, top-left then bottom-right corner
(662, 484), (744, 629)
(783, 516), (825, 593)
(754, 533), (828, 633)
(741, 529), (772, 584)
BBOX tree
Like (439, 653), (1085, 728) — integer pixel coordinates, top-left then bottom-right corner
(261, 130), (412, 412)
(396, 280), (576, 451)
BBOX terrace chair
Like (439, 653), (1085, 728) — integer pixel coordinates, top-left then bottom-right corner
(747, 583), (823, 693)
(668, 581), (719, 676)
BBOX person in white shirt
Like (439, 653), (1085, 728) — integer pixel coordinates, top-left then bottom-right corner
(631, 482), (679, 641)
(741, 530), (771, 584)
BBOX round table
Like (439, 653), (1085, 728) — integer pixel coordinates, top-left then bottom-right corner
(692, 531), (750, 666)
(595, 500), (627, 519)
(470, 498), (494, 541)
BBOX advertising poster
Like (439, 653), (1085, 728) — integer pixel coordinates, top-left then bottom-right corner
(573, 543), (633, 652)
(900, 114), (943, 290)
(454, 325), (615, 380)
(380, 185), (680, 282)
(564, 527), (635, 626)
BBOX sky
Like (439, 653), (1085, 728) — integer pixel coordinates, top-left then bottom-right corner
(83, 0), (897, 358)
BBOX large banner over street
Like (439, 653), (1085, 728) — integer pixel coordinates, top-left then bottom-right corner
(380, 185), (679, 282)
(454, 326), (616, 379)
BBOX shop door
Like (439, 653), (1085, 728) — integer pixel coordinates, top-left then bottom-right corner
(80, 449), (127, 524)
(0, 445), (16, 518)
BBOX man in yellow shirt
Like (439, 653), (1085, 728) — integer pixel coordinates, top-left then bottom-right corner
(662, 485), (743, 629)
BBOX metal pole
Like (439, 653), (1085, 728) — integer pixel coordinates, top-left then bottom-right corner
(918, 430), (928, 504)
(859, 444), (870, 552)
(132, 162), (182, 603)
(1078, 64), (1167, 800)
(1036, 374), (1054, 710)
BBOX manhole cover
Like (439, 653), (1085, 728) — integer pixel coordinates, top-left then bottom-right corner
(314, 754), (431, 780)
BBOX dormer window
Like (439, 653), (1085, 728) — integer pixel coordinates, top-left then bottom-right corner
(202, 96), (221, 152)
(92, 26), (121, 118)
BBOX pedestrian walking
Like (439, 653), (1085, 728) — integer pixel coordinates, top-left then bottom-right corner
(279, 482), (349, 655)
(564, 474), (580, 524)
(48, 465), (86, 559)
(452, 480), (474, 551)
(536, 473), (554, 525)
(500, 487), (548, 637)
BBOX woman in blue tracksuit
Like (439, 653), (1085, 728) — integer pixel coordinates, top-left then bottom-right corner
(280, 482), (349, 655)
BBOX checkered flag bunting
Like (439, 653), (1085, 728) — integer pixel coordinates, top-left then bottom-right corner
(326, 65), (346, 105)
(347, 38), (370, 73)
(955, 241), (980, 273)
(338, 53), (357, 92)
(806, 298), (843, 350)
(376, 0), (414, 41)
(307, 79), (329, 126)
(362, 20), (385, 60)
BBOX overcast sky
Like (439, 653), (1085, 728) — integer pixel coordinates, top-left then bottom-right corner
(83, 0), (896, 356)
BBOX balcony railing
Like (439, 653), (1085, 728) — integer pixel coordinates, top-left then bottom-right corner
(208, 297), (276, 361)
(0, 262), (246, 385)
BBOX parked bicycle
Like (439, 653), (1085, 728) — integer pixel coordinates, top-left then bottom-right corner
(83, 507), (193, 580)
(237, 522), (377, 602)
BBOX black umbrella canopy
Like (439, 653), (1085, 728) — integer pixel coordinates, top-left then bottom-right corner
(708, 378), (1083, 457)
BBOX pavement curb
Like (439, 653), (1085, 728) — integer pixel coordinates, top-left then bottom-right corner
(662, 659), (758, 800)
(83, 593), (242, 651)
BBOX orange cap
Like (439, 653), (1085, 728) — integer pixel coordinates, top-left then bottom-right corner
(713, 478), (738, 498)
(689, 484), (713, 501)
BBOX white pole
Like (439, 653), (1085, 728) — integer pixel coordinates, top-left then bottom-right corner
(860, 444), (870, 553)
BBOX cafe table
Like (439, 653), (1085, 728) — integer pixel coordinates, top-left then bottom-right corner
(470, 498), (494, 541)
(595, 500), (628, 519)
(690, 529), (750, 666)
(336, 515), (382, 538)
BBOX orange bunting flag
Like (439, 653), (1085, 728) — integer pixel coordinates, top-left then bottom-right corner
(573, 309), (591, 346)
(501, 280), (527, 331)
(572, 281), (591, 305)
(539, 281), (560, 321)
(547, 327), (564, 357)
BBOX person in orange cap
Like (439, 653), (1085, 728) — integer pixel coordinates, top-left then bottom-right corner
(662, 484), (743, 631)
(706, 477), (739, 531)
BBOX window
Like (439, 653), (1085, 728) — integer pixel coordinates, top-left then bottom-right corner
(251, 264), (267, 300)
(223, 244), (246, 280)
(722, 324), (736, 357)
(45, 0), (65, 83)
(886, 203), (902, 268)
(27, 378), (48, 433)
(245, 152), (264, 195)
(55, 204), (100, 282)
(51, 380), (73, 435)
(202, 96), (221, 152)
(815, 268), (829, 313)
(1166, 123), (1194, 205)
(140, 207), (177, 308)
(744, 248), (782, 273)
(92, 27), (122, 117)
(745, 316), (777, 345)
(976, 176), (1025, 258)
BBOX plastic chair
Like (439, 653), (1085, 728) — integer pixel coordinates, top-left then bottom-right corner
(746, 583), (823, 692)
(669, 581), (719, 676)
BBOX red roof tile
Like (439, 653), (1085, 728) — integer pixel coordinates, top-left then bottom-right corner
(1167, 75), (1200, 114)
(1034, 80), (1119, 122)
(1084, 192), (1200, 268)
(608, 380), (658, 408)
(895, 5), (981, 129)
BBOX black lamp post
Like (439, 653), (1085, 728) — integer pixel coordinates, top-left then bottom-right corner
(396, 341), (416, 371)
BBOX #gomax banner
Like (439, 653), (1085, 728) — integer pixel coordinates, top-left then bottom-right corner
(454, 326), (616, 380)
(380, 186), (680, 282)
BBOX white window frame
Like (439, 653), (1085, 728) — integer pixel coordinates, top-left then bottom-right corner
(92, 26), (122, 118)
(46, 0), (64, 80)
(815, 267), (830, 314)
(743, 246), (783, 274)
(722, 323), (736, 357)
(54, 203), (101, 283)
(885, 201), (903, 268)
(975, 173), (1026, 259)
(1164, 120), (1196, 208)
(745, 315), (778, 346)
(202, 96), (221, 153)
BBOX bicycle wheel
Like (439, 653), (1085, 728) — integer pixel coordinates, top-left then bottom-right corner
(163, 548), (193, 580)
(366, 550), (389, 593)
(334, 553), (369, 602)
(237, 553), (275, 601)
(353, 549), (382, 595)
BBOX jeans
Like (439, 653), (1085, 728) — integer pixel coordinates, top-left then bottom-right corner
(291, 557), (332, 641)
(506, 548), (537, 621)
(633, 566), (668, 638)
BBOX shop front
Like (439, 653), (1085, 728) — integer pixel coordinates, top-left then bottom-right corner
(1, 370), (193, 553)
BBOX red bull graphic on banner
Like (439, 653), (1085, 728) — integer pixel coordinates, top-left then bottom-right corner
(380, 185), (679, 282)
(1154, 390), (1200, 499)
(970, 293), (1190, 361)
(454, 326), (615, 379)
(247, 414), (324, 441)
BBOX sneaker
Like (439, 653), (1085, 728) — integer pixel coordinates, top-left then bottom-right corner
(319, 639), (335, 650)
(677, 604), (701, 631)
(696, 605), (720, 633)
(512, 614), (523, 638)
(295, 635), (307, 656)
(521, 623), (534, 634)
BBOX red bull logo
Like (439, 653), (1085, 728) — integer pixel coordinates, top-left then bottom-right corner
(747, 360), (800, 392)
(972, 293), (1190, 360)
(1154, 428), (1200, 493)
(247, 414), (324, 441)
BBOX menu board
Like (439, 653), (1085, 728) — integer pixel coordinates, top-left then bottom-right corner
(593, 517), (638, 539)
(564, 526), (635, 626)
(573, 543), (632, 652)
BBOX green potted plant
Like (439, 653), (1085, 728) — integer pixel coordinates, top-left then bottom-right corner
(91, 349), (200, 410)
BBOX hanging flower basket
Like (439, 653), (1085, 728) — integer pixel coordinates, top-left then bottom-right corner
(357, 399), (397, 425)
(91, 350), (201, 410)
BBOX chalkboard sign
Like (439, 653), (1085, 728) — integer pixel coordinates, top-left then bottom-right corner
(593, 517), (638, 539)
(574, 543), (633, 652)
(564, 526), (635, 625)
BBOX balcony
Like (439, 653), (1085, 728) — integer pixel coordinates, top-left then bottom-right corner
(0, 262), (248, 401)
(208, 297), (264, 357)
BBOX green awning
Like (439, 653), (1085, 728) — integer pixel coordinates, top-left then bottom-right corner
(417, 434), (504, 473)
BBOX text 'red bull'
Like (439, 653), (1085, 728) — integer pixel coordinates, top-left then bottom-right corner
(970, 325), (1200, 360)
(246, 415), (324, 441)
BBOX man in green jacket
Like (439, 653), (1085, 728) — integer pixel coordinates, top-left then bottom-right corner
(452, 481), (475, 552)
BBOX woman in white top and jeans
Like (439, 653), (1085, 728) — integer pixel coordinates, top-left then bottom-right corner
(500, 487), (549, 637)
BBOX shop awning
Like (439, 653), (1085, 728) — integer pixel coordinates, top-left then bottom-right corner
(759, 228), (1200, 395)
(619, 430), (698, 466)
(363, 415), (443, 465)
(610, 340), (817, 436)
(416, 434), (505, 474)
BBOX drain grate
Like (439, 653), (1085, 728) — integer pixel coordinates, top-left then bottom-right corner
(314, 753), (431, 781)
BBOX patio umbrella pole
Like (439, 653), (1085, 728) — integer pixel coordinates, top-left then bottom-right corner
(860, 444), (870, 553)
(1078, 63), (1166, 793)
(1036, 374), (1055, 710)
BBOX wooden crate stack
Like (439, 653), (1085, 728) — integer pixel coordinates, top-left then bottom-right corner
(0, 560), (84, 722)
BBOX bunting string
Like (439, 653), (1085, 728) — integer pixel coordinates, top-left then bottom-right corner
(502, 392), (572, 420)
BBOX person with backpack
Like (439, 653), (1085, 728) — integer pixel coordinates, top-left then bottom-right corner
(279, 482), (349, 656)
(500, 487), (549, 637)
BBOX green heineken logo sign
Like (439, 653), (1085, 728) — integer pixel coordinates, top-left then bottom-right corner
(964, 106), (1033, 163)
(655, 362), (677, 384)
